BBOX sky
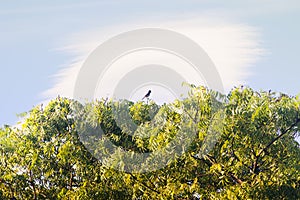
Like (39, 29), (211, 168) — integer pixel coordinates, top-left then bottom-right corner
(0, 0), (300, 126)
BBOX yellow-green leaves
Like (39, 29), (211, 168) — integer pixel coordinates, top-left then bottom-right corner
(0, 86), (299, 199)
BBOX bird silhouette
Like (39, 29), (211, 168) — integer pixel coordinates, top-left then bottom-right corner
(142, 90), (151, 100)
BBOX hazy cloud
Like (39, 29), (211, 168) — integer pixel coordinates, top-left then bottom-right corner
(43, 14), (265, 102)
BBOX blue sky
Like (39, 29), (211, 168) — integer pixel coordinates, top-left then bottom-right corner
(0, 0), (300, 126)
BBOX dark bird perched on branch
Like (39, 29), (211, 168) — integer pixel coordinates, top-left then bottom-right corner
(142, 90), (151, 100)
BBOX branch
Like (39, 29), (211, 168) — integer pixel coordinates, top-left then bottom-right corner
(183, 107), (197, 124)
(191, 154), (212, 167)
(257, 118), (300, 158)
(208, 154), (244, 185)
(29, 170), (37, 200)
(128, 172), (160, 194)
(192, 154), (243, 185)
(228, 172), (243, 185)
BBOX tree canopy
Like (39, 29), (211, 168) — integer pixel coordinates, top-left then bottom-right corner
(0, 86), (299, 199)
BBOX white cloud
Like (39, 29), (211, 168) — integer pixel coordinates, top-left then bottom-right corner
(43, 14), (265, 102)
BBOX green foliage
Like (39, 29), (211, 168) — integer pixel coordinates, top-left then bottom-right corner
(0, 86), (299, 199)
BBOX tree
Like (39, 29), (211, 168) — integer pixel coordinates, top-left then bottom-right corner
(0, 86), (299, 199)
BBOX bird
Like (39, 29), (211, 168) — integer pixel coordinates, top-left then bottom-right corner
(142, 90), (151, 100)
